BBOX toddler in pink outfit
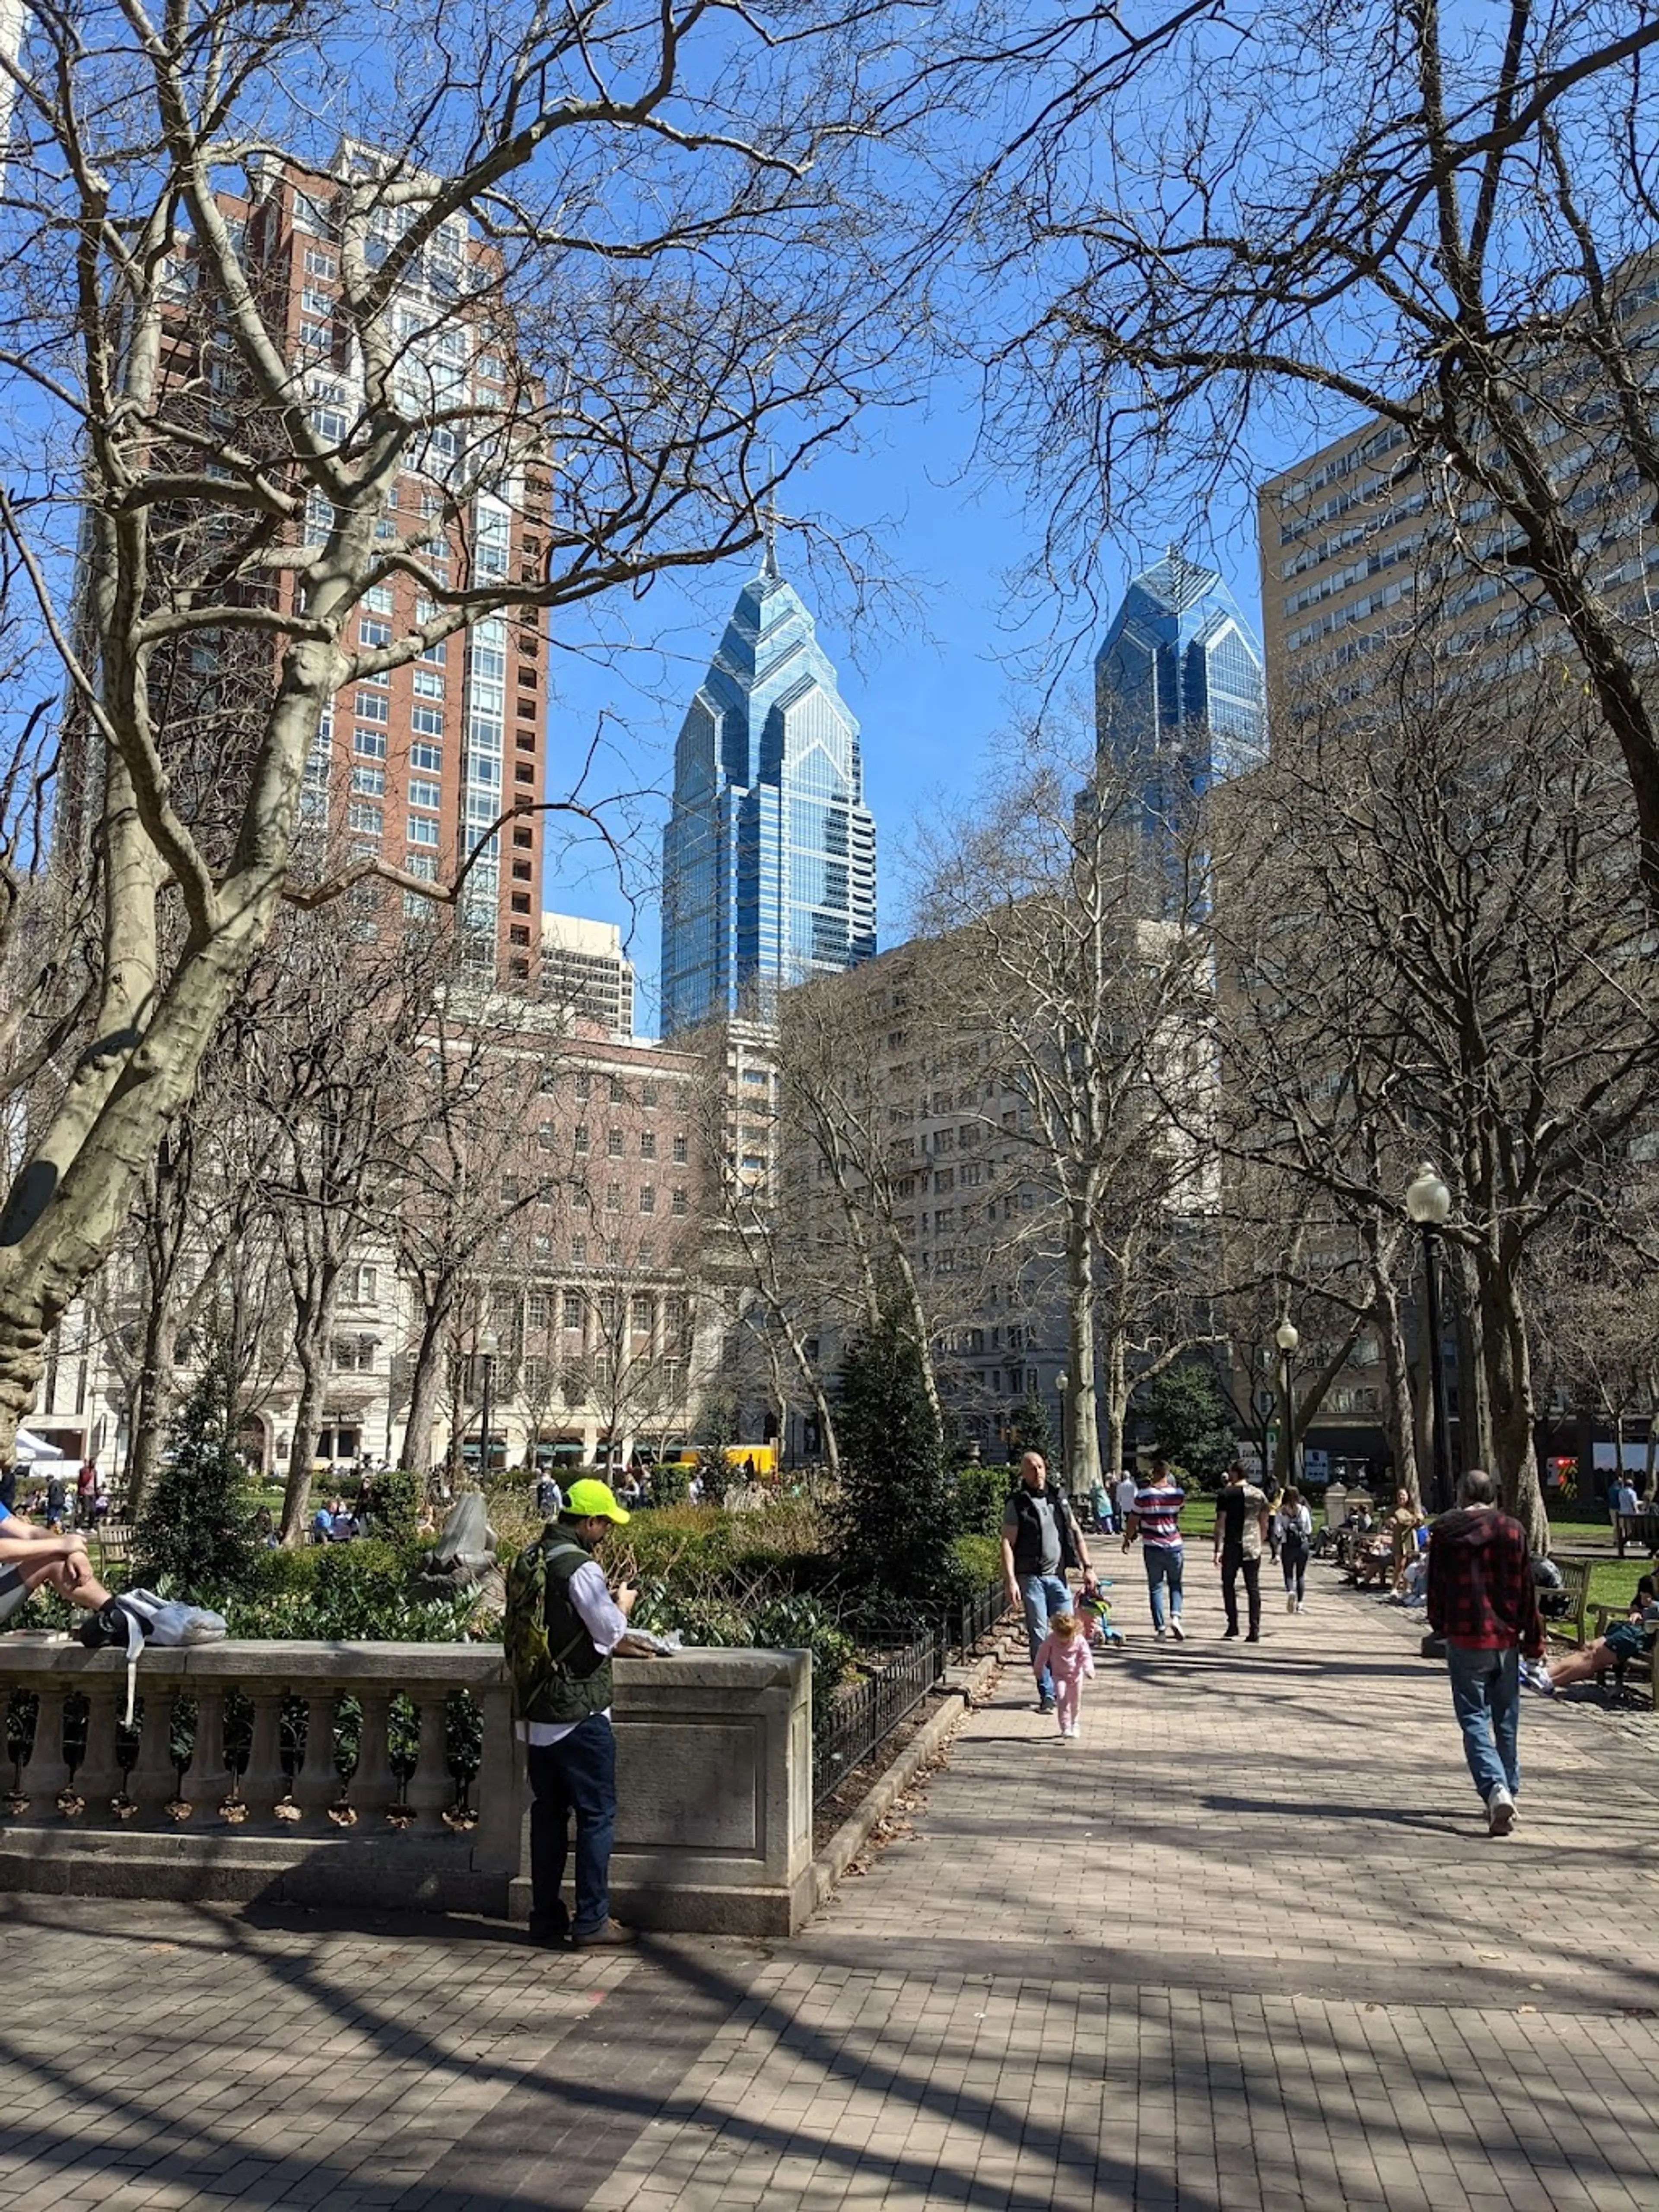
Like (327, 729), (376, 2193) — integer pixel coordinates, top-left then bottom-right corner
(1032, 1611), (1094, 1738)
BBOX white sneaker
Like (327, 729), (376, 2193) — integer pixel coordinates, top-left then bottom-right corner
(1486, 1785), (1516, 1837)
(1168, 1618), (1186, 1642)
(1154, 1626), (1168, 1640)
(1286, 1592), (1297, 1614)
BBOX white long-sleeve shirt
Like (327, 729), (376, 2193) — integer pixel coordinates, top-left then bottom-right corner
(521, 1559), (629, 1747)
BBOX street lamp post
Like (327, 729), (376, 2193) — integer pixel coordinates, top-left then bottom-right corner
(477, 1327), (499, 1480)
(1405, 1164), (1453, 1516)
(1054, 1370), (1069, 1486)
(1274, 1319), (1300, 1491)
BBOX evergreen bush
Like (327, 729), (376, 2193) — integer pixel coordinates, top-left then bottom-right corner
(133, 1351), (262, 1598)
(954, 1462), (1010, 1539)
(1134, 1364), (1236, 1488)
(832, 1314), (957, 1616)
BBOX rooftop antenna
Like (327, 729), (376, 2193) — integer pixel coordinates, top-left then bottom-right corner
(761, 444), (781, 580)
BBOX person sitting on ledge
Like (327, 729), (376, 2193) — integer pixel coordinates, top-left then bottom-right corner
(0, 1493), (118, 1630)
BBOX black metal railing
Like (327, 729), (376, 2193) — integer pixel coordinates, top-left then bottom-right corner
(951, 1579), (1014, 1661)
(812, 1625), (945, 1807)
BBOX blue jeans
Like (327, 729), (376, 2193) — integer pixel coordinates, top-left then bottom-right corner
(1143, 1543), (1184, 1629)
(1020, 1572), (1071, 1700)
(527, 1712), (617, 1939)
(1445, 1643), (1521, 1804)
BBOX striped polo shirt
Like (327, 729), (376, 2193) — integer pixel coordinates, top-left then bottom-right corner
(1134, 1484), (1185, 1548)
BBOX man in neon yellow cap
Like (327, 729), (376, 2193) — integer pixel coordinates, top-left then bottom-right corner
(515, 1476), (655, 1948)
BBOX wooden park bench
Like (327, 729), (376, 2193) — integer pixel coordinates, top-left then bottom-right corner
(1614, 1509), (1659, 1559)
(1542, 1556), (1592, 1648)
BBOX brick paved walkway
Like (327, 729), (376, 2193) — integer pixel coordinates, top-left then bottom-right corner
(3, 1563), (1658, 2211)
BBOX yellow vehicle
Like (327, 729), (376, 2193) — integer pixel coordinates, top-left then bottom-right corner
(657, 1443), (779, 1480)
(722, 1444), (777, 1480)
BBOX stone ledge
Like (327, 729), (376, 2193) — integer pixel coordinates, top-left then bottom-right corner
(0, 1825), (507, 1914)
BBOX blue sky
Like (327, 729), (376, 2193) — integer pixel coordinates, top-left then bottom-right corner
(541, 370), (1272, 1036)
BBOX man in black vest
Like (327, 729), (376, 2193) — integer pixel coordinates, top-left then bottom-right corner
(1001, 1452), (1096, 1713)
(523, 1477), (655, 1949)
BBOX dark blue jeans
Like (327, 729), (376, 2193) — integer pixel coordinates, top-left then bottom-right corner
(527, 1712), (617, 1940)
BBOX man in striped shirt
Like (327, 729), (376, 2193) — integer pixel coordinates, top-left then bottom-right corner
(1123, 1459), (1187, 1639)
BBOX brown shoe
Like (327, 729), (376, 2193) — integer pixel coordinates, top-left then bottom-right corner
(571, 1918), (637, 1949)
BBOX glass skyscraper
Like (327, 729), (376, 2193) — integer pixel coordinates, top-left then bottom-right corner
(1094, 549), (1268, 840)
(660, 547), (877, 1035)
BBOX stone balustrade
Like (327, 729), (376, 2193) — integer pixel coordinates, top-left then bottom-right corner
(0, 1636), (813, 1932)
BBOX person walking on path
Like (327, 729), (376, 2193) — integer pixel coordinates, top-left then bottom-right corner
(1001, 1452), (1096, 1714)
(1031, 1611), (1095, 1739)
(1276, 1487), (1313, 1611)
(1123, 1458), (1187, 1640)
(1426, 1468), (1545, 1838)
(1214, 1461), (1270, 1641)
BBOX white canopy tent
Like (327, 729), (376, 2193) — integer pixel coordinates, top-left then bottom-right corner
(13, 1428), (70, 1464)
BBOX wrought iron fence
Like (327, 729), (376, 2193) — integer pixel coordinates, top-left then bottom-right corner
(950, 1578), (1014, 1662)
(812, 1625), (945, 1807)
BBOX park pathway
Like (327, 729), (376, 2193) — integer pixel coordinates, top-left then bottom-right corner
(2, 1560), (1658, 2212)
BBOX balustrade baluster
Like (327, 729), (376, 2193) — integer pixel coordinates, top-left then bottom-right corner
(405, 1696), (454, 1828)
(245, 1692), (288, 1821)
(21, 1686), (70, 1810)
(352, 1693), (397, 1826)
(292, 1691), (340, 1820)
(77, 1687), (125, 1818)
(182, 1690), (228, 1821)
(472, 1685), (522, 1873)
(129, 1688), (181, 1821)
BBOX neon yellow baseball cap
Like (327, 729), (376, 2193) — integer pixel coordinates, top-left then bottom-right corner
(564, 1477), (630, 1524)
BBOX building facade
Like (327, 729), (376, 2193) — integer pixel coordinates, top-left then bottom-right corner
(659, 546), (877, 1035)
(60, 146), (554, 980)
(540, 913), (636, 1039)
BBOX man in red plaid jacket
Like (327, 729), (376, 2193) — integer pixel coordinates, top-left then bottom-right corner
(1427, 1468), (1545, 1838)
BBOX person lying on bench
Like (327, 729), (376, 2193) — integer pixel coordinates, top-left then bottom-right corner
(0, 1496), (117, 1629)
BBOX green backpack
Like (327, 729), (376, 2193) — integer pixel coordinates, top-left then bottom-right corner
(503, 1530), (597, 1722)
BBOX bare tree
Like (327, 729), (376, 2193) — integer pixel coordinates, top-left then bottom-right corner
(240, 907), (435, 1540)
(956, 0), (1659, 905)
(1209, 650), (1659, 1549)
(915, 732), (1216, 1498)
(0, 0), (925, 1453)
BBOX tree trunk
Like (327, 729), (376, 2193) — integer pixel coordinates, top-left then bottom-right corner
(280, 1269), (343, 1544)
(1472, 1248), (1548, 1553)
(398, 1288), (455, 1474)
(1063, 1200), (1103, 1496)
(1453, 1243), (1494, 1474)
(1102, 1325), (1129, 1483)
(1374, 1270), (1420, 1506)
(125, 1304), (180, 1518)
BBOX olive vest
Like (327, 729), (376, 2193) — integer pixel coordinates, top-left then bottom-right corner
(527, 1534), (614, 1727)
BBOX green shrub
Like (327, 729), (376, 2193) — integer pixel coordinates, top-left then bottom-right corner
(222, 1538), (474, 1641)
(365, 1468), (420, 1545)
(954, 1464), (1009, 1539)
(133, 1351), (263, 1599)
(832, 1313), (957, 1614)
(650, 1459), (692, 1509)
(949, 1534), (1003, 1597)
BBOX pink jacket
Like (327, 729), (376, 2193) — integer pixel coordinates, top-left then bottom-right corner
(1033, 1634), (1095, 1686)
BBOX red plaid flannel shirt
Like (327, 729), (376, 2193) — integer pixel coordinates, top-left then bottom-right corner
(1426, 1506), (1544, 1658)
